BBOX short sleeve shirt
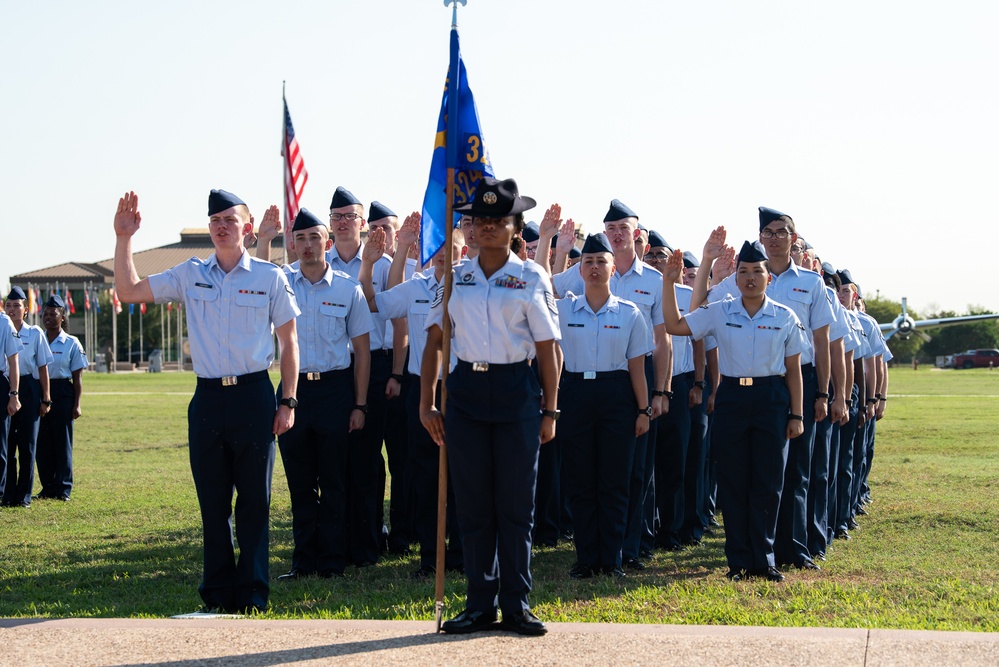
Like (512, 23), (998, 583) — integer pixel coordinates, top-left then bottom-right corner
(557, 293), (648, 373)
(46, 330), (88, 379)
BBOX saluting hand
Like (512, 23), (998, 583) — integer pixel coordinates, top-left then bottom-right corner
(256, 205), (282, 242)
(539, 204), (562, 239)
(363, 228), (387, 263)
(555, 218), (576, 254)
(702, 226), (727, 262)
(114, 191), (142, 237)
(713, 245), (737, 282)
(397, 212), (421, 248)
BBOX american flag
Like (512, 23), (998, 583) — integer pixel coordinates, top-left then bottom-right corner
(282, 94), (308, 238)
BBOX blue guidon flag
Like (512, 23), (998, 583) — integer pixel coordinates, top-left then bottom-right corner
(419, 27), (495, 266)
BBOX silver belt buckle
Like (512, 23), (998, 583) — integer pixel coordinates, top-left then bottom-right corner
(583, 371), (597, 380)
(306, 372), (321, 381)
(472, 362), (489, 372)
(221, 375), (238, 387)
(739, 377), (753, 387)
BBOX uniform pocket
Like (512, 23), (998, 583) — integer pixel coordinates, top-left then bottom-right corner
(319, 302), (348, 339)
(235, 291), (269, 334)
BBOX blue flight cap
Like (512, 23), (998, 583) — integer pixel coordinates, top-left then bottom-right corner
(647, 229), (672, 251)
(292, 208), (325, 232)
(837, 269), (854, 286)
(6, 286), (26, 301)
(804, 240), (814, 251)
(581, 232), (614, 254)
(522, 221), (540, 243)
(604, 199), (639, 223)
(737, 240), (768, 264)
(550, 235), (560, 249)
(454, 177), (537, 216)
(569, 246), (581, 259)
(637, 222), (647, 232)
(821, 261), (836, 276)
(759, 206), (790, 231)
(330, 186), (361, 209)
(855, 284), (864, 299)
(368, 201), (396, 223)
(208, 189), (246, 216)
(682, 251), (700, 269)
(45, 294), (66, 309)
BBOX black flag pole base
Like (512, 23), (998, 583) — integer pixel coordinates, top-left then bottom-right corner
(436, 601), (444, 633)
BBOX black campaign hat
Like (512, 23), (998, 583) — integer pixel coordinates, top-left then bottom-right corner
(292, 208), (325, 232)
(581, 233), (613, 254)
(330, 186), (361, 209)
(455, 177), (536, 217)
(6, 286), (26, 301)
(737, 240), (768, 264)
(604, 199), (638, 223)
(208, 189), (246, 216)
(368, 201), (396, 222)
(45, 294), (66, 309)
(758, 206), (790, 231)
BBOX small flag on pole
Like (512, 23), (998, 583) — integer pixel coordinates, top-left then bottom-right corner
(84, 289), (91, 311)
(27, 286), (36, 314)
(112, 288), (122, 315)
(419, 28), (495, 266)
(66, 289), (76, 315)
(282, 91), (309, 240)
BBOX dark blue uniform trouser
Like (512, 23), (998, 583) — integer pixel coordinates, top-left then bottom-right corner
(775, 363), (817, 565)
(713, 376), (790, 572)
(276, 370), (353, 575)
(695, 383), (715, 525)
(561, 372), (635, 570)
(808, 384), (833, 557)
(407, 374), (462, 571)
(346, 351), (390, 566)
(4, 376), (40, 506)
(835, 385), (861, 532)
(35, 378), (76, 499)
(859, 417), (876, 503)
(445, 360), (541, 617)
(623, 355), (655, 560)
(681, 374), (709, 541)
(384, 362), (413, 552)
(826, 415), (840, 544)
(531, 360), (562, 546)
(654, 372), (691, 547)
(189, 371), (275, 612)
(852, 415), (874, 514)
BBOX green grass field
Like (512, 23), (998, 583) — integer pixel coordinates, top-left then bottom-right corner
(1, 367), (997, 629)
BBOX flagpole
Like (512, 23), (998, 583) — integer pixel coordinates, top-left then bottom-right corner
(434, 0), (467, 633)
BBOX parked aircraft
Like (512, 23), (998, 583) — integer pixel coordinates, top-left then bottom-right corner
(879, 297), (999, 341)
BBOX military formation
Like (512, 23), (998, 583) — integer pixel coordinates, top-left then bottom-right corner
(1, 180), (890, 634)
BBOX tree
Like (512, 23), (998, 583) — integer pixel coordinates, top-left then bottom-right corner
(918, 306), (999, 361)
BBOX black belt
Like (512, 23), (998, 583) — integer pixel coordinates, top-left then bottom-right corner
(371, 349), (392, 358)
(299, 368), (351, 383)
(196, 370), (270, 388)
(20, 374), (32, 379)
(457, 359), (527, 373)
(50, 378), (74, 385)
(562, 370), (629, 381)
(674, 370), (695, 381)
(801, 363), (814, 371)
(720, 374), (785, 387)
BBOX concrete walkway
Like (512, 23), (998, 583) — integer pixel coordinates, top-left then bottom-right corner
(2, 618), (997, 666)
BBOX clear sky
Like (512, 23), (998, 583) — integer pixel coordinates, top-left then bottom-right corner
(3, 1), (997, 317)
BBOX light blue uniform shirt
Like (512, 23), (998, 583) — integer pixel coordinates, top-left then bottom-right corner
(327, 245), (391, 350)
(826, 286), (859, 354)
(46, 330), (88, 379)
(0, 314), (20, 376)
(856, 311), (892, 361)
(427, 253), (561, 364)
(284, 263), (374, 373)
(671, 284), (695, 375)
(557, 293), (648, 373)
(149, 250), (300, 379)
(377, 270), (456, 376)
(716, 263), (834, 365)
(13, 323), (54, 378)
(684, 295), (808, 377)
(843, 309), (872, 360)
(554, 256), (664, 354)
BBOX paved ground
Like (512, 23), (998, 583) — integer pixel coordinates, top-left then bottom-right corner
(2, 618), (997, 666)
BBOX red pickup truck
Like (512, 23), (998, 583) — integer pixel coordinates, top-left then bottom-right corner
(952, 349), (999, 369)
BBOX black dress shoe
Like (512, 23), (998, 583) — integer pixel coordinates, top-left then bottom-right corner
(835, 529), (851, 540)
(602, 565), (627, 579)
(813, 552), (826, 562)
(749, 566), (785, 582)
(625, 557), (645, 571)
(726, 569), (745, 582)
(639, 547), (653, 559)
(847, 518), (859, 530)
(441, 608), (498, 634)
(569, 563), (595, 580)
(709, 517), (721, 528)
(277, 568), (310, 581)
(500, 609), (547, 636)
(794, 559), (821, 571)
(855, 505), (868, 516)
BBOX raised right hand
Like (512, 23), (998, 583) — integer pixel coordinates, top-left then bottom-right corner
(114, 191), (142, 237)
(702, 226), (727, 262)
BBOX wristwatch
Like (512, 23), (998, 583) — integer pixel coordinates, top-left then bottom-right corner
(42, 399), (53, 407)
(353, 404), (369, 414)
(279, 397), (298, 409)
(541, 409), (561, 421)
(638, 406), (653, 417)
(390, 374), (405, 383)
(788, 414), (803, 421)
(693, 380), (708, 390)
(8, 391), (18, 397)
(653, 389), (674, 400)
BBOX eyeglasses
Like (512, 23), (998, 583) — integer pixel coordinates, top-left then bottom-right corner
(644, 252), (670, 261)
(790, 246), (804, 254)
(329, 212), (362, 222)
(760, 229), (791, 240)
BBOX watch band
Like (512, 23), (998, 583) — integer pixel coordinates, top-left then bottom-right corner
(353, 404), (369, 414)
